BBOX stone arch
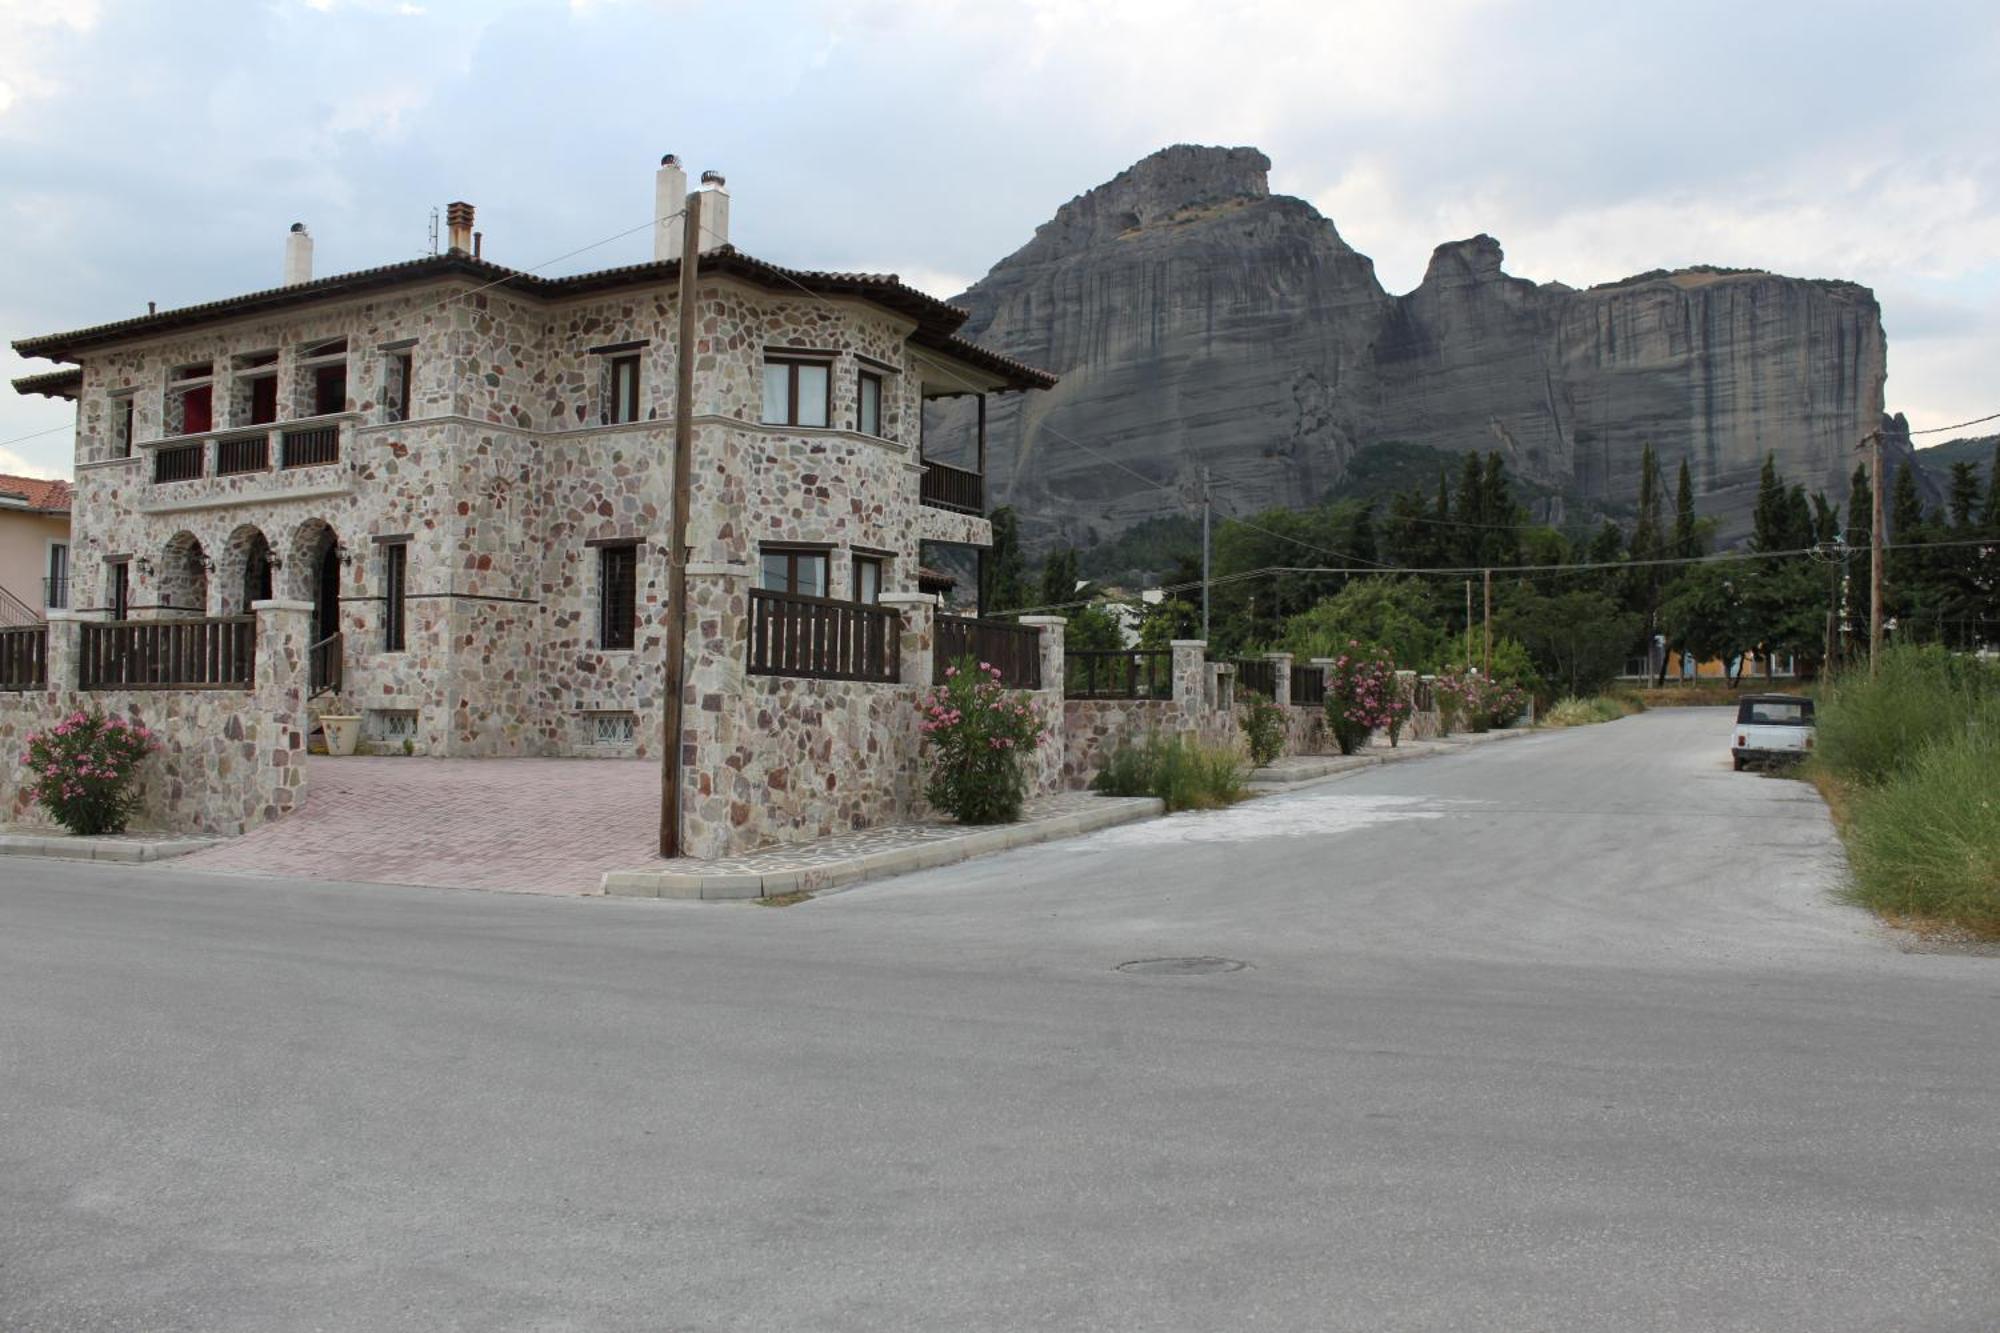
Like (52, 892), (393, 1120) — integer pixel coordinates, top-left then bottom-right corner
(218, 523), (274, 614)
(158, 531), (210, 616)
(286, 518), (342, 644)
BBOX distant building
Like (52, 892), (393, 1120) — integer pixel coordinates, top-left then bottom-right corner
(0, 474), (72, 623)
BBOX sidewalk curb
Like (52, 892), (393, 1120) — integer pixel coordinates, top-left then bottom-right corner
(1246, 726), (1536, 794)
(0, 832), (223, 864)
(602, 796), (1165, 901)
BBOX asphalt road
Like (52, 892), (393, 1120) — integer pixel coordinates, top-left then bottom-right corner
(3, 709), (1996, 1331)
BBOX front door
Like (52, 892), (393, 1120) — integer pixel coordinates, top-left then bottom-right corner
(314, 536), (339, 645)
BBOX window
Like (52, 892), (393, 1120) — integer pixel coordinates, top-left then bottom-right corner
(107, 561), (130, 621)
(231, 350), (279, 426)
(382, 541), (408, 652)
(165, 363), (214, 437)
(605, 353), (641, 425)
(857, 370), (883, 437)
(382, 349), (413, 424)
(109, 393), (134, 458)
(760, 546), (829, 598)
(761, 357), (831, 428)
(852, 554), (884, 605)
(598, 543), (639, 650)
(45, 542), (69, 611)
(298, 338), (348, 417)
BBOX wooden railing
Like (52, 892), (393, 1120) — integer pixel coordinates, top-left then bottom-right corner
(78, 616), (256, 690)
(281, 424), (341, 468)
(935, 615), (1041, 689)
(1291, 667), (1327, 707)
(0, 624), (47, 690)
(919, 459), (983, 514)
(1232, 657), (1278, 699)
(747, 588), (901, 683)
(309, 631), (343, 697)
(215, 428), (271, 475)
(1064, 649), (1173, 700)
(154, 443), (204, 483)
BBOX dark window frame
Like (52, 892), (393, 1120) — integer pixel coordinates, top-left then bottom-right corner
(383, 349), (414, 424)
(598, 543), (640, 651)
(106, 560), (130, 621)
(760, 545), (831, 598)
(851, 553), (885, 604)
(110, 393), (135, 458)
(606, 352), (642, 425)
(762, 356), (833, 429)
(382, 540), (409, 652)
(857, 369), (884, 437)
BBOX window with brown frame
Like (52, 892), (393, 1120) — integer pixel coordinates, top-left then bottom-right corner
(761, 357), (831, 428)
(383, 349), (414, 424)
(857, 370), (883, 437)
(598, 543), (639, 650)
(851, 554), (884, 605)
(109, 394), (134, 458)
(106, 560), (130, 621)
(606, 352), (641, 425)
(760, 546), (829, 599)
(382, 541), (409, 652)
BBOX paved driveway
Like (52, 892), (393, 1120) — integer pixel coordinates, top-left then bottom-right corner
(176, 756), (658, 894)
(5, 710), (1998, 1330)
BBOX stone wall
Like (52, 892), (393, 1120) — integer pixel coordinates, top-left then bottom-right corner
(0, 602), (311, 835)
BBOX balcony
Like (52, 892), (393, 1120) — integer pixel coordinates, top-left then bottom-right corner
(146, 413), (351, 485)
(919, 458), (983, 514)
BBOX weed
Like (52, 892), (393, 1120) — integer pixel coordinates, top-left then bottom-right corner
(1092, 733), (1247, 811)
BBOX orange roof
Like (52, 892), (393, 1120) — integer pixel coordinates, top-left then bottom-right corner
(0, 474), (73, 513)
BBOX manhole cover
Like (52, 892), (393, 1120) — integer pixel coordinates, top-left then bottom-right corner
(1115, 956), (1249, 976)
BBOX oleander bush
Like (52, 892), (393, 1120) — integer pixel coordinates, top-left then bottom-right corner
(1239, 690), (1287, 768)
(917, 657), (1048, 825)
(24, 709), (160, 836)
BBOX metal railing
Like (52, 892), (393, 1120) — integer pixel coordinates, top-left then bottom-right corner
(1064, 649), (1173, 700)
(935, 615), (1041, 689)
(309, 631), (343, 697)
(154, 443), (204, 483)
(747, 588), (901, 683)
(78, 616), (256, 690)
(1232, 657), (1278, 698)
(281, 424), (341, 468)
(1291, 667), (1327, 707)
(0, 624), (47, 690)
(919, 458), (983, 514)
(215, 428), (271, 475)
(42, 574), (69, 612)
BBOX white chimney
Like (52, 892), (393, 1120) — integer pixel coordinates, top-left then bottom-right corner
(698, 170), (730, 253)
(654, 154), (687, 262)
(283, 223), (313, 286)
(445, 201), (475, 256)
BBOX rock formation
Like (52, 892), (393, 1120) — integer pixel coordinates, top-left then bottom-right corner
(938, 145), (1893, 548)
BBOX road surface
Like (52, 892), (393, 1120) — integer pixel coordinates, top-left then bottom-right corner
(3, 708), (1996, 1330)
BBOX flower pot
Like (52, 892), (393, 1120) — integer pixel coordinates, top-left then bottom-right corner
(320, 714), (362, 757)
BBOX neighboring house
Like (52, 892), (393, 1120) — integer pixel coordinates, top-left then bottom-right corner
(7, 160), (1059, 855)
(0, 474), (72, 624)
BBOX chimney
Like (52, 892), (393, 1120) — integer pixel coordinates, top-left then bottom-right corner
(697, 170), (729, 253)
(284, 222), (313, 286)
(654, 154), (687, 262)
(446, 201), (475, 256)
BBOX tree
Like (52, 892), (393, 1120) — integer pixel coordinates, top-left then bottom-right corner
(1890, 462), (1924, 541)
(1499, 584), (1642, 697)
(1063, 601), (1125, 654)
(1477, 453), (1522, 567)
(1278, 577), (1448, 672)
(1847, 462), (1872, 542)
(979, 506), (1031, 614)
(1983, 442), (2000, 530)
(1661, 564), (1761, 685)
(1948, 460), (1981, 530)
(1037, 547), (1090, 610)
(1631, 444), (1664, 564)
(1673, 459), (1700, 558)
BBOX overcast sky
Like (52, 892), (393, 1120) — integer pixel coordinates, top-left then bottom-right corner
(3, 0), (1995, 478)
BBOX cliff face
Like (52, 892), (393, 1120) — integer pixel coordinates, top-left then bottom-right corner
(945, 145), (1889, 546)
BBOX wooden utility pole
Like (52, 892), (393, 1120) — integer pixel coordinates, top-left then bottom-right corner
(1868, 428), (1884, 677)
(659, 188), (703, 857)
(1481, 568), (1493, 677)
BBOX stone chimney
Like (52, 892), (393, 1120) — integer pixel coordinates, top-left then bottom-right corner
(654, 154), (687, 262)
(445, 201), (475, 256)
(283, 223), (313, 286)
(698, 170), (729, 253)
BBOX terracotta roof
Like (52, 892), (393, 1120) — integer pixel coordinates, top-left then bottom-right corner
(0, 474), (73, 513)
(916, 565), (958, 590)
(11, 246), (1058, 392)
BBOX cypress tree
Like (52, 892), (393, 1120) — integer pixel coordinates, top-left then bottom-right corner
(1891, 462), (1924, 541)
(1751, 454), (1788, 552)
(1947, 460), (1980, 529)
(1984, 442), (2000, 530)
(1673, 458), (1699, 558)
(1847, 463), (1872, 542)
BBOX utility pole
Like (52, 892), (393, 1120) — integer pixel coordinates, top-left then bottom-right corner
(1464, 579), (1473, 658)
(1482, 567), (1493, 677)
(659, 187), (703, 857)
(1867, 428), (1885, 677)
(1200, 466), (1212, 642)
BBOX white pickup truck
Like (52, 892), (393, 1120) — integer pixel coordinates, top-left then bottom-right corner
(1731, 694), (1816, 771)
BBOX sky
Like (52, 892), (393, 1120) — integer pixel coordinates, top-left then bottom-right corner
(3, 0), (1996, 478)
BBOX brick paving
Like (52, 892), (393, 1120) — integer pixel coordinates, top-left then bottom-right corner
(176, 757), (660, 895)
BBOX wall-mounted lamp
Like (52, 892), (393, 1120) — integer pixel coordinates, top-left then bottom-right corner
(135, 558), (153, 578)
(265, 554), (283, 571)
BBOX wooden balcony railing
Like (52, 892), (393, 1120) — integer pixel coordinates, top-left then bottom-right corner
(147, 416), (347, 484)
(919, 458), (983, 514)
(154, 443), (205, 483)
(281, 424), (341, 468)
(215, 428), (271, 475)
(0, 624), (47, 690)
(1064, 649), (1173, 700)
(78, 616), (256, 690)
(935, 615), (1041, 689)
(747, 588), (901, 683)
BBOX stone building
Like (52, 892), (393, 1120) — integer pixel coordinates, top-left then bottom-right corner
(9, 163), (1069, 855)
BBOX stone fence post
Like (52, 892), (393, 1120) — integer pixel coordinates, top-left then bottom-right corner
(250, 598), (313, 824)
(42, 608), (98, 694)
(1265, 651), (1292, 708)
(881, 591), (937, 688)
(1016, 615), (1066, 694)
(1015, 615), (1068, 795)
(1170, 639), (1207, 729)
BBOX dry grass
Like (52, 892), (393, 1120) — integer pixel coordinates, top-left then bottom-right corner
(1631, 682), (1747, 708)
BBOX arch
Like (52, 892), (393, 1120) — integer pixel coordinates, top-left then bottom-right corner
(218, 524), (274, 614)
(286, 518), (342, 645)
(158, 531), (210, 616)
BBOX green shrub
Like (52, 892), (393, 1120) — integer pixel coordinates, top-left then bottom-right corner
(1544, 694), (1644, 727)
(1091, 732), (1247, 811)
(1842, 729), (2000, 936)
(24, 709), (161, 836)
(1239, 690), (1287, 768)
(918, 657), (1048, 824)
(1814, 645), (2000, 787)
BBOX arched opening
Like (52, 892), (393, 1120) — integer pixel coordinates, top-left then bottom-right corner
(158, 531), (209, 616)
(220, 524), (274, 615)
(287, 519), (341, 646)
